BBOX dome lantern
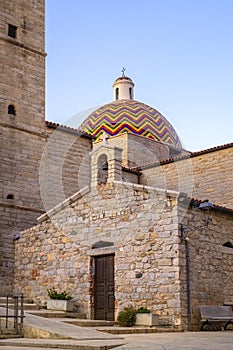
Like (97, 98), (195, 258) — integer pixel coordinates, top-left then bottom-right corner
(113, 68), (135, 101)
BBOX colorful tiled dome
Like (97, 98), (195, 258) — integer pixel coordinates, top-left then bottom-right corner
(78, 99), (182, 148)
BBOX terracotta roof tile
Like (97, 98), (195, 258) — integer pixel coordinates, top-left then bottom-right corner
(45, 120), (93, 138)
(179, 195), (233, 216)
(132, 142), (233, 170)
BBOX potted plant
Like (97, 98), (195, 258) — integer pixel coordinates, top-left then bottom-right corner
(135, 306), (159, 326)
(47, 287), (74, 312)
(117, 305), (137, 327)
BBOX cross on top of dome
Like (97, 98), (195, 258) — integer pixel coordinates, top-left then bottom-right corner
(121, 67), (126, 76)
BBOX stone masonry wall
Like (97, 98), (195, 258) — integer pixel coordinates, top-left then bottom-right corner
(178, 205), (233, 330)
(142, 146), (233, 209)
(0, 0), (46, 132)
(41, 127), (92, 211)
(14, 181), (233, 329)
(0, 125), (91, 294)
(14, 182), (183, 328)
(0, 0), (46, 293)
(93, 133), (172, 167)
(0, 127), (46, 294)
(126, 133), (172, 167)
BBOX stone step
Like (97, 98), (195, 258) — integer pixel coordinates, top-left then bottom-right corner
(0, 338), (124, 349)
(0, 297), (33, 303)
(97, 325), (180, 334)
(26, 310), (86, 319)
(0, 328), (19, 335)
(0, 303), (40, 311)
(0, 334), (23, 339)
(63, 319), (115, 327)
(0, 327), (23, 338)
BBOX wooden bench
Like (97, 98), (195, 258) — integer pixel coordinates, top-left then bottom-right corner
(200, 305), (233, 331)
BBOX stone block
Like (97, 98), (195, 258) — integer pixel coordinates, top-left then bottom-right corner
(136, 313), (159, 326)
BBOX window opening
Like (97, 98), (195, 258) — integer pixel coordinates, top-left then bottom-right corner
(8, 24), (17, 38)
(8, 104), (16, 115)
(223, 241), (233, 249)
(115, 88), (119, 100)
(7, 194), (14, 200)
(97, 154), (108, 185)
(129, 87), (132, 99)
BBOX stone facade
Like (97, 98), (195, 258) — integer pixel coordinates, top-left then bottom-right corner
(14, 181), (183, 327)
(14, 179), (233, 330)
(14, 144), (233, 330)
(1, 0), (233, 330)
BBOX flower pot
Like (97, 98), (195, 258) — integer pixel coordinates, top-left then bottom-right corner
(47, 299), (74, 312)
(136, 313), (159, 326)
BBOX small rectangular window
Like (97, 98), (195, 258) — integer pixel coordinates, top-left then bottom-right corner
(8, 24), (17, 38)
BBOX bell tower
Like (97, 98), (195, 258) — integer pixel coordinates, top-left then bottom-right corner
(0, 0), (46, 131)
(0, 0), (46, 294)
(113, 68), (135, 101)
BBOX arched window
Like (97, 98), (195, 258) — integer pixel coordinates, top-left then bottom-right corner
(115, 88), (119, 100)
(97, 154), (108, 185)
(223, 241), (233, 249)
(8, 104), (16, 115)
(129, 87), (132, 100)
(7, 194), (14, 200)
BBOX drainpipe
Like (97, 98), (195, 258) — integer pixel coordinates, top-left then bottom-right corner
(185, 238), (191, 330)
(180, 224), (191, 330)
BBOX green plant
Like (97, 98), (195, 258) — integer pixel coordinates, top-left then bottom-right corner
(117, 305), (137, 327)
(137, 306), (150, 313)
(47, 286), (72, 300)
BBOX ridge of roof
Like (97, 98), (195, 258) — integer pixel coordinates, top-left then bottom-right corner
(46, 120), (93, 139)
(133, 142), (233, 170)
(122, 165), (141, 175)
(188, 197), (233, 216)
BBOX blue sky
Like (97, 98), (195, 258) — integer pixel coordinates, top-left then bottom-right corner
(45, 0), (233, 151)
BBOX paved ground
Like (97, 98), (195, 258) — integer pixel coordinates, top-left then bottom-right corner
(1, 331), (233, 349)
(1, 308), (233, 349)
(113, 331), (233, 350)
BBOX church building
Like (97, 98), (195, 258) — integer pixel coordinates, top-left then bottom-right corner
(0, 0), (233, 331)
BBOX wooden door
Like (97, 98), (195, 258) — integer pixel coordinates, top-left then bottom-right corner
(94, 255), (115, 320)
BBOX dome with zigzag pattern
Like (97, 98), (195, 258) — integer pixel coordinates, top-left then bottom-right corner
(78, 99), (182, 148)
